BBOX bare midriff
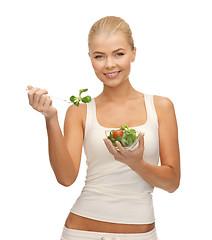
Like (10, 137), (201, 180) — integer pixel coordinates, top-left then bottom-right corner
(65, 212), (155, 233)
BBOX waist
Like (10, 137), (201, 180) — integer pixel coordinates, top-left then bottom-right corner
(65, 212), (155, 234)
(70, 184), (155, 224)
(82, 184), (153, 199)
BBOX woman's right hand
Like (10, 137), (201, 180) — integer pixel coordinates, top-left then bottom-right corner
(27, 85), (58, 120)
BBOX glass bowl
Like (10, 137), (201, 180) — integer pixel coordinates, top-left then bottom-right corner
(105, 130), (142, 151)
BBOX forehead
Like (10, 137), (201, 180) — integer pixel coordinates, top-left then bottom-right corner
(90, 32), (130, 52)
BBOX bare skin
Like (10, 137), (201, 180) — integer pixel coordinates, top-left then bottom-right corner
(64, 92), (160, 233)
(65, 212), (155, 234)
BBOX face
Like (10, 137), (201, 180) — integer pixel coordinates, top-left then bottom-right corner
(89, 32), (136, 87)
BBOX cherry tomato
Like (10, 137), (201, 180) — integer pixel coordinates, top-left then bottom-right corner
(112, 130), (124, 139)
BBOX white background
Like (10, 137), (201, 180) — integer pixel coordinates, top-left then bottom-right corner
(1, 0), (212, 239)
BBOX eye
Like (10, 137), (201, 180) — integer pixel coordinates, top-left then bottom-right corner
(116, 53), (124, 56)
(94, 55), (103, 59)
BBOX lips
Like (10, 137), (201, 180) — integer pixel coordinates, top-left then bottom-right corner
(104, 70), (121, 78)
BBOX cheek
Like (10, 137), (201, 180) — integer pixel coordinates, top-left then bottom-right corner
(119, 58), (131, 70)
(91, 61), (104, 73)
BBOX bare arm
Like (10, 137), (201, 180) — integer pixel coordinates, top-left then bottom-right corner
(45, 115), (77, 186)
(45, 102), (84, 187)
(27, 85), (83, 187)
(131, 96), (181, 193)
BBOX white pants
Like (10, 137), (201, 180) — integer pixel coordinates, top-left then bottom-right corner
(60, 226), (158, 240)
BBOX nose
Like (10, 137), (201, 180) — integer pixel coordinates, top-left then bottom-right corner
(105, 56), (116, 69)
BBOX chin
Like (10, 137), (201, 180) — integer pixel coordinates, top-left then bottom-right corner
(104, 79), (127, 88)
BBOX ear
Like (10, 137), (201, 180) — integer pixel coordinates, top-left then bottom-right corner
(131, 47), (136, 62)
(88, 52), (90, 57)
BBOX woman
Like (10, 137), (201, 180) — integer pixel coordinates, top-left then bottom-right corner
(27, 16), (180, 240)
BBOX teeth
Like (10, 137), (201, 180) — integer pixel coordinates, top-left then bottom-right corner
(106, 71), (119, 76)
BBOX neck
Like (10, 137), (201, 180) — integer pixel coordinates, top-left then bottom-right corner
(100, 78), (138, 104)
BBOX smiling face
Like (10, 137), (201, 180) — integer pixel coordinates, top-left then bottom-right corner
(89, 32), (136, 87)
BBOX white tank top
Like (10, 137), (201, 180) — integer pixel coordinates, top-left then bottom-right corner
(70, 94), (160, 224)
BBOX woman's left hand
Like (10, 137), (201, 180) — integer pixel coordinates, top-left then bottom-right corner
(103, 133), (145, 169)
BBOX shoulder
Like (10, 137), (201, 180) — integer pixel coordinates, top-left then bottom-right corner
(66, 101), (86, 114)
(65, 102), (87, 136)
(66, 102), (87, 124)
(79, 102), (87, 120)
(152, 95), (176, 124)
(153, 95), (174, 110)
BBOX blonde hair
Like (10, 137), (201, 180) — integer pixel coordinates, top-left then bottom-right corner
(88, 16), (135, 51)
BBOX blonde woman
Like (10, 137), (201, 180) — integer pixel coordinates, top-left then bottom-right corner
(27, 16), (180, 240)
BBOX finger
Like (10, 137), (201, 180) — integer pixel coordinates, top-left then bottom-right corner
(43, 96), (52, 110)
(33, 88), (48, 103)
(28, 87), (40, 106)
(27, 85), (33, 90)
(104, 139), (119, 156)
(138, 133), (145, 149)
(115, 141), (126, 154)
(36, 95), (46, 112)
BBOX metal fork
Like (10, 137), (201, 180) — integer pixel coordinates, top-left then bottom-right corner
(26, 88), (72, 103)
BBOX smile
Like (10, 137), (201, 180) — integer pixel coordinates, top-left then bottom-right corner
(104, 71), (121, 78)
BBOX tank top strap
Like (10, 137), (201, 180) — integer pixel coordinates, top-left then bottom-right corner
(84, 98), (95, 138)
(144, 94), (159, 125)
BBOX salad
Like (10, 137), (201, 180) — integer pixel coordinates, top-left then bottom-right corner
(106, 125), (140, 148)
(70, 88), (92, 107)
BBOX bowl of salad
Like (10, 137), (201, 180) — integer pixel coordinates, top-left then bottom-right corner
(105, 125), (141, 151)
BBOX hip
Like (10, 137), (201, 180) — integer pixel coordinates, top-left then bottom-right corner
(65, 212), (155, 234)
(60, 226), (158, 240)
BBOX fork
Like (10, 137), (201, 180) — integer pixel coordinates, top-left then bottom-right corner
(26, 88), (71, 103)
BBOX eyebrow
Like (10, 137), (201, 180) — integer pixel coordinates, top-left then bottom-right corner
(92, 48), (126, 55)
